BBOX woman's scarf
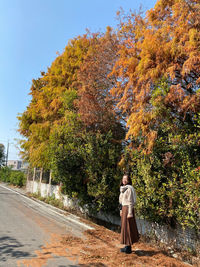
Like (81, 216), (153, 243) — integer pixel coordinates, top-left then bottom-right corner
(120, 185), (137, 204)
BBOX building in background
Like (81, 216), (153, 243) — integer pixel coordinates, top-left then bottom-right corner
(7, 160), (22, 170)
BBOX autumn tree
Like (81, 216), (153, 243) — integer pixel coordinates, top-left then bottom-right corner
(18, 35), (91, 169)
(112, 0), (200, 152)
(18, 30), (124, 213)
(48, 29), (124, 212)
(76, 27), (125, 140)
(112, 0), (200, 229)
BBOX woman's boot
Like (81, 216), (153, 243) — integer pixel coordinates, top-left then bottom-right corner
(120, 246), (126, 252)
(125, 245), (132, 254)
(120, 245), (132, 254)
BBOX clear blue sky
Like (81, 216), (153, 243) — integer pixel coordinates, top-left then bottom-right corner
(0, 0), (157, 160)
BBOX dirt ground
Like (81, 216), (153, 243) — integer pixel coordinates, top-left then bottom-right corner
(61, 222), (199, 267)
(17, 216), (199, 267)
(18, 226), (196, 267)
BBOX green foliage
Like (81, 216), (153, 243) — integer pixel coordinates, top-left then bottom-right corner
(9, 171), (26, 187)
(0, 167), (26, 187)
(44, 194), (64, 209)
(62, 88), (78, 111)
(0, 144), (5, 167)
(125, 114), (200, 231)
(49, 129), (122, 214)
(82, 131), (122, 214)
(49, 124), (87, 202)
(30, 193), (64, 209)
(0, 167), (12, 182)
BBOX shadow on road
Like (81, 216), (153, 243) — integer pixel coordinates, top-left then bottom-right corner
(0, 236), (32, 262)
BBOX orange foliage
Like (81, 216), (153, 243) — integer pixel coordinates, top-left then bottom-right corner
(75, 28), (124, 139)
(111, 0), (200, 152)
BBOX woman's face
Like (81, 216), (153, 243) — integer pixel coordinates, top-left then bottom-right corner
(122, 175), (128, 185)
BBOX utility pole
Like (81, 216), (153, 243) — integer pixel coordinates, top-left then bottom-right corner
(5, 141), (9, 167)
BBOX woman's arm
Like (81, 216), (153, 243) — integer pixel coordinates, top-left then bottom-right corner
(126, 188), (134, 218)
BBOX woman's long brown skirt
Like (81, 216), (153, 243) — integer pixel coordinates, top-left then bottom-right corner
(120, 206), (140, 245)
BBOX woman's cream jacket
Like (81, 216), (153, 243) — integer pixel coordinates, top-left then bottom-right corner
(119, 185), (137, 216)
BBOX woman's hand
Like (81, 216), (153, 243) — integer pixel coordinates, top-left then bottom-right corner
(120, 210), (122, 217)
(127, 214), (133, 219)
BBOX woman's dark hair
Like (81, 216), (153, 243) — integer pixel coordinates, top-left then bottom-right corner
(120, 173), (132, 186)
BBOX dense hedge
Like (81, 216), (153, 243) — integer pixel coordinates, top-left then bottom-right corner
(50, 130), (123, 215)
(129, 152), (200, 231)
(0, 167), (26, 187)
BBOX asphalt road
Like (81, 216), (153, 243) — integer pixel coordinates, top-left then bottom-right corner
(0, 184), (93, 267)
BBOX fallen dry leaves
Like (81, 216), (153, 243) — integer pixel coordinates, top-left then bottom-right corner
(16, 217), (199, 267)
(13, 189), (198, 267)
(61, 224), (195, 267)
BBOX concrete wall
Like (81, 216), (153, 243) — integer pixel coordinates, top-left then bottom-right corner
(26, 180), (199, 252)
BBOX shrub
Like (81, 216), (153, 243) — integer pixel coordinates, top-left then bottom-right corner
(9, 170), (26, 187)
(0, 167), (12, 182)
(50, 130), (123, 214)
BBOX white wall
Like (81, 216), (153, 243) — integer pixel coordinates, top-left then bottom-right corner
(26, 180), (199, 252)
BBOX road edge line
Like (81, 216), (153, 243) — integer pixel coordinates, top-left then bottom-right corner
(0, 183), (94, 231)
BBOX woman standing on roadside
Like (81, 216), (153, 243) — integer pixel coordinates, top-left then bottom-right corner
(119, 173), (139, 254)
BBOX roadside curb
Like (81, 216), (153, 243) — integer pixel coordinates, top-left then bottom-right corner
(0, 183), (95, 231)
